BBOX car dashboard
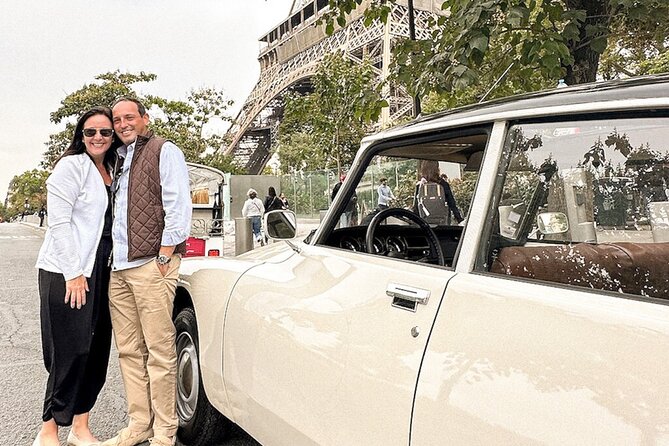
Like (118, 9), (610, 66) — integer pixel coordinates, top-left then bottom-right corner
(324, 224), (463, 266)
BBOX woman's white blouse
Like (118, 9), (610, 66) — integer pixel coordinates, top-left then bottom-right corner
(35, 154), (108, 280)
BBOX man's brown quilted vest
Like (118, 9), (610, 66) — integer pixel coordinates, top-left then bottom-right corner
(127, 132), (186, 261)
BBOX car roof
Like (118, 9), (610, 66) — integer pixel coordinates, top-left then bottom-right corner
(364, 74), (669, 146)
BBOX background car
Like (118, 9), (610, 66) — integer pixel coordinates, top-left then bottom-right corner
(174, 74), (669, 446)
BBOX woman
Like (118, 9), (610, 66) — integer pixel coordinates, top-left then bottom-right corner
(34, 106), (120, 446)
(413, 160), (463, 224)
(279, 192), (289, 209)
(263, 186), (284, 212)
(241, 188), (265, 245)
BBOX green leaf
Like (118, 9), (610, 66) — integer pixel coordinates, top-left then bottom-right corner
(507, 5), (530, 27)
(541, 53), (560, 70)
(469, 34), (489, 53)
(452, 64), (468, 76)
(590, 36), (608, 54)
(562, 22), (580, 41)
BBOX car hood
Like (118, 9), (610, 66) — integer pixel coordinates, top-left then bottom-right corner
(179, 240), (299, 281)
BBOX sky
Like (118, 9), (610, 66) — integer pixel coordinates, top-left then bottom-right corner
(0, 0), (295, 201)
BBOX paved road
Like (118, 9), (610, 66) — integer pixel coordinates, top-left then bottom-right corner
(0, 222), (260, 446)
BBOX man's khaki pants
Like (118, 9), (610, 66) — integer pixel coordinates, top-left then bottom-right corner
(109, 256), (181, 438)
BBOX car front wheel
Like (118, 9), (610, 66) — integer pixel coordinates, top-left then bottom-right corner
(175, 307), (230, 446)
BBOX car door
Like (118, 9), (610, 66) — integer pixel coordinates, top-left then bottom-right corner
(412, 271), (669, 445)
(412, 116), (669, 444)
(223, 244), (455, 446)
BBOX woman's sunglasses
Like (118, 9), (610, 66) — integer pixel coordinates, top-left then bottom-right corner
(83, 128), (114, 138)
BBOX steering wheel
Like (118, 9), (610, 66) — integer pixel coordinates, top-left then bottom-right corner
(365, 208), (445, 266)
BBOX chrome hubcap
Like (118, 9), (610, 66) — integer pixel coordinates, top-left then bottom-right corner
(176, 330), (199, 424)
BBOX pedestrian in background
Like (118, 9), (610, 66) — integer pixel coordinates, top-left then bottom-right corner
(413, 160), (463, 224)
(38, 205), (47, 227)
(264, 186), (284, 212)
(34, 106), (120, 446)
(103, 98), (192, 446)
(279, 192), (289, 209)
(331, 173), (358, 227)
(377, 177), (395, 210)
(22, 198), (29, 221)
(242, 188), (265, 245)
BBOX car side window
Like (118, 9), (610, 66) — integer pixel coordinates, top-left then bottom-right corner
(478, 116), (669, 299)
(318, 129), (490, 268)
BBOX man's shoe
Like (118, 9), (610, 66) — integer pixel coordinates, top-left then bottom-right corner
(101, 428), (153, 446)
(67, 429), (100, 446)
(148, 435), (175, 446)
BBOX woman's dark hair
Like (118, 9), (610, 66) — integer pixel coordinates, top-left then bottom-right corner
(111, 96), (147, 116)
(56, 106), (121, 169)
(268, 186), (277, 197)
(419, 160), (441, 183)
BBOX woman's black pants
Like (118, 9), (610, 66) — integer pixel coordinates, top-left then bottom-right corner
(38, 237), (112, 426)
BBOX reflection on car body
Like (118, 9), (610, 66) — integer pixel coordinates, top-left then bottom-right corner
(174, 75), (669, 446)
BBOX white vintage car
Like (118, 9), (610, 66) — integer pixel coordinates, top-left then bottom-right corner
(174, 75), (669, 446)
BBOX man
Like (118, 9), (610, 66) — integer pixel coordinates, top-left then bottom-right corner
(103, 98), (191, 446)
(377, 177), (395, 210)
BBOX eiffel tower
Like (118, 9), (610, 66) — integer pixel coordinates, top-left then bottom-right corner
(225, 0), (442, 174)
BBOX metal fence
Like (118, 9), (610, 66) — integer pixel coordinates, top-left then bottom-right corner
(278, 164), (408, 218)
(279, 169), (337, 218)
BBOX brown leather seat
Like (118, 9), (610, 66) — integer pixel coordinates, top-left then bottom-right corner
(491, 242), (669, 299)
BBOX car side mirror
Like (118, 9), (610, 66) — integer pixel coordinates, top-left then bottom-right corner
(265, 210), (297, 239)
(536, 212), (569, 234)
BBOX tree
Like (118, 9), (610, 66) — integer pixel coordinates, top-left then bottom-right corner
(323, 0), (669, 99)
(598, 2), (669, 79)
(0, 202), (9, 222)
(5, 169), (50, 218)
(146, 87), (235, 163)
(278, 52), (387, 174)
(20, 71), (241, 223)
(200, 151), (245, 175)
(640, 49), (669, 75)
(42, 71), (237, 171)
(42, 71), (157, 168)
(276, 132), (328, 172)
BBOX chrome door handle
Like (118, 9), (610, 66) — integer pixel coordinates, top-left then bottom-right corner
(386, 283), (430, 305)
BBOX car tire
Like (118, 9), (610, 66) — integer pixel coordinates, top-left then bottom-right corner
(175, 307), (230, 446)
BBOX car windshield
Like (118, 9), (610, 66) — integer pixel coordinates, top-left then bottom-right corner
(318, 128), (489, 266)
(344, 155), (477, 227)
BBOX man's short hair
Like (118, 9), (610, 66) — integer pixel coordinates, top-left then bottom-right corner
(112, 96), (147, 116)
(380, 177), (388, 183)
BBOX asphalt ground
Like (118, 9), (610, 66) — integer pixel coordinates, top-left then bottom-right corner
(2, 221), (297, 446)
(1, 222), (130, 445)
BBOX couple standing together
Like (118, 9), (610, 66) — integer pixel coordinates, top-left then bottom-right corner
(34, 98), (192, 446)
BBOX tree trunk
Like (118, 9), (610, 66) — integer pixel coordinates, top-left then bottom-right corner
(564, 0), (611, 84)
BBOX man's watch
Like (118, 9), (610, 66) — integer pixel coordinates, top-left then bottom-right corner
(156, 254), (171, 265)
